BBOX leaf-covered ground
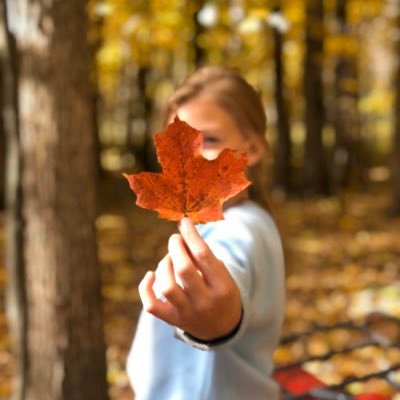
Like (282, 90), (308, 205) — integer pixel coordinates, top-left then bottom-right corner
(0, 177), (399, 399)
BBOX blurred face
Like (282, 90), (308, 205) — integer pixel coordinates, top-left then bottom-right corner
(173, 97), (251, 162)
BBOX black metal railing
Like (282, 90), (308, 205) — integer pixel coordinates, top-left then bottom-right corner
(274, 313), (400, 399)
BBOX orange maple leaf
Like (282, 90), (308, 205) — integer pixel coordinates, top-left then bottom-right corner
(123, 117), (250, 223)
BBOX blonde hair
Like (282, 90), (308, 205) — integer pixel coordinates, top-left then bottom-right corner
(165, 65), (271, 211)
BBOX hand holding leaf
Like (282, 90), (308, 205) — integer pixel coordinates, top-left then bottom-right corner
(139, 217), (243, 341)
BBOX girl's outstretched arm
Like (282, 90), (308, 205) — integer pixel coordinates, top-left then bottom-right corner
(138, 217), (242, 341)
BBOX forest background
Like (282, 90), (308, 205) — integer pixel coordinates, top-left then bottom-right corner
(0, 0), (399, 399)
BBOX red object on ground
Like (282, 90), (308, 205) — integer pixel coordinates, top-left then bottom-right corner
(274, 367), (393, 400)
(273, 367), (326, 396)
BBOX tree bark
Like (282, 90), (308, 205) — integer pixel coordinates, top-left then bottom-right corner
(8, 1), (109, 399)
(303, 0), (330, 195)
(0, 0), (8, 211)
(331, 0), (361, 192)
(1, 1), (27, 399)
(392, 8), (400, 215)
(137, 67), (159, 171)
(0, 85), (5, 210)
(90, 14), (105, 180)
(192, 1), (206, 67)
(272, 8), (292, 194)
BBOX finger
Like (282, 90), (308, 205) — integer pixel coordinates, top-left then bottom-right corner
(177, 217), (224, 284)
(168, 233), (207, 298)
(155, 254), (188, 309)
(138, 270), (178, 325)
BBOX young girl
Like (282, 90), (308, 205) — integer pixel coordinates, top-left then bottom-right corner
(126, 65), (285, 400)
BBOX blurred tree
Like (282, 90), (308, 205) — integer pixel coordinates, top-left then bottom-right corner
(137, 67), (159, 169)
(303, 0), (330, 195)
(126, 65), (158, 171)
(0, 92), (4, 209)
(271, 6), (292, 194)
(1, 2), (26, 399)
(90, 9), (106, 180)
(89, 0), (397, 197)
(7, 0), (109, 399)
(192, 1), (207, 67)
(0, 0), (8, 210)
(331, 0), (361, 191)
(120, 4), (155, 171)
(392, 4), (400, 215)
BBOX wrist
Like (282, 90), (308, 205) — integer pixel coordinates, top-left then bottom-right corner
(185, 308), (243, 345)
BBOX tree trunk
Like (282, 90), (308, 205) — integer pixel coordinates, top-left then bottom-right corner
(8, 1), (109, 399)
(0, 87), (5, 210)
(1, 1), (27, 399)
(192, 1), (206, 67)
(392, 8), (400, 215)
(303, 0), (330, 195)
(137, 66), (158, 171)
(0, 0), (7, 210)
(90, 15), (105, 180)
(272, 8), (292, 194)
(331, 0), (361, 192)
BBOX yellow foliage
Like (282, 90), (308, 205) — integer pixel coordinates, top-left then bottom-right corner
(348, 0), (386, 24)
(90, 0), (398, 135)
(97, 40), (124, 69)
(359, 90), (394, 114)
(150, 0), (185, 13)
(283, 0), (305, 26)
(326, 35), (359, 56)
(197, 27), (232, 50)
(338, 78), (358, 94)
(150, 27), (176, 48)
(247, 7), (269, 20)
